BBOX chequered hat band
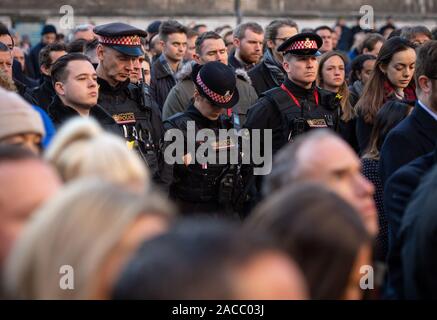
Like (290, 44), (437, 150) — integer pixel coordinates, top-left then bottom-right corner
(286, 39), (318, 51)
(99, 35), (141, 46)
(196, 73), (233, 104)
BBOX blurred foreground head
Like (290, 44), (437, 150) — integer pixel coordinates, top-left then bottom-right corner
(265, 130), (377, 236)
(0, 87), (45, 155)
(246, 183), (372, 300)
(45, 117), (149, 192)
(112, 218), (308, 300)
(0, 145), (60, 273)
(3, 178), (175, 299)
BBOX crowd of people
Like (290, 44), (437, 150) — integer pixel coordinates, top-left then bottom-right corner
(0, 15), (436, 300)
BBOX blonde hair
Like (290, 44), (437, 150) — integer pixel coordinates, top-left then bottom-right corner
(45, 118), (149, 191)
(3, 178), (175, 299)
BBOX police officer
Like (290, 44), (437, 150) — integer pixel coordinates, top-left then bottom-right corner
(244, 32), (340, 155)
(164, 61), (248, 216)
(93, 22), (169, 186)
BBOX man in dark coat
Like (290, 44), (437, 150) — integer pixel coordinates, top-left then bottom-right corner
(383, 150), (436, 299)
(244, 33), (339, 155)
(248, 19), (298, 95)
(379, 41), (437, 185)
(93, 22), (170, 187)
(400, 162), (437, 299)
(163, 61), (249, 216)
(48, 53), (120, 136)
(24, 43), (67, 111)
(28, 24), (57, 80)
(150, 20), (188, 109)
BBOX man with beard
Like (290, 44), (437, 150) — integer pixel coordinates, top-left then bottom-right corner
(248, 19), (299, 95)
(228, 22), (264, 72)
(93, 22), (169, 187)
(162, 31), (258, 127)
(150, 20), (188, 109)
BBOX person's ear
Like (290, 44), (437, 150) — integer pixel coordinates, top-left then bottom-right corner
(193, 88), (200, 101)
(379, 63), (387, 75)
(266, 39), (275, 50)
(233, 37), (240, 48)
(356, 70), (362, 81)
(40, 64), (50, 76)
(282, 57), (291, 73)
(54, 81), (65, 96)
(418, 75), (432, 95)
(96, 44), (105, 62)
(193, 53), (202, 64)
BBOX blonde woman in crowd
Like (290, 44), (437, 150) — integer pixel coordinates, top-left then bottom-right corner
(44, 117), (150, 192)
(3, 178), (175, 299)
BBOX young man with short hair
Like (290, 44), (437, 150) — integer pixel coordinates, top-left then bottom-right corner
(150, 20), (188, 109)
(315, 25), (334, 54)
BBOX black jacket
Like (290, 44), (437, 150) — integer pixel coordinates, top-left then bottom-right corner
(228, 53), (244, 71)
(164, 104), (237, 214)
(339, 117), (359, 154)
(244, 78), (339, 155)
(28, 42), (45, 80)
(228, 52), (257, 72)
(379, 102), (437, 186)
(355, 113), (374, 155)
(248, 60), (280, 96)
(47, 95), (122, 136)
(97, 77), (171, 187)
(400, 161), (437, 299)
(24, 75), (56, 111)
(383, 151), (435, 299)
(12, 59), (38, 89)
(13, 78), (28, 99)
(150, 56), (177, 110)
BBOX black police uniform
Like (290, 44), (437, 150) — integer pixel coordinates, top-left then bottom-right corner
(244, 33), (340, 154)
(94, 22), (170, 186)
(245, 78), (339, 154)
(164, 105), (238, 215)
(163, 62), (249, 217)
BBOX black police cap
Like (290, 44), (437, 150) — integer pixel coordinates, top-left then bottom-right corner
(93, 22), (147, 56)
(192, 62), (239, 109)
(277, 32), (323, 57)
